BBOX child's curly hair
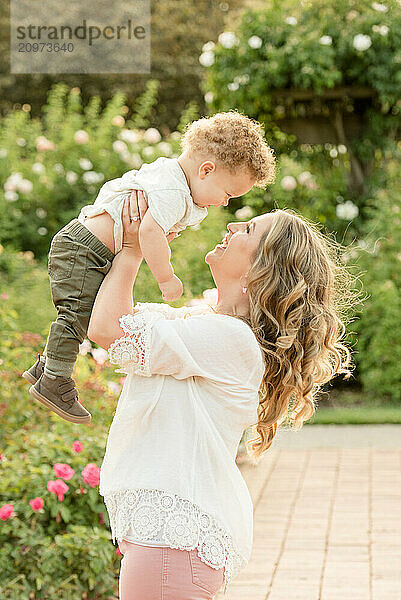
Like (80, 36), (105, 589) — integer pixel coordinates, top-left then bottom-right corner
(180, 110), (277, 188)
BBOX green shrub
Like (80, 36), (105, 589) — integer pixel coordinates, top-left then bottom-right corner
(0, 81), (185, 259)
(351, 144), (401, 402)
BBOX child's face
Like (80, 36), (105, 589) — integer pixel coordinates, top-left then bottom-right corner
(191, 161), (255, 208)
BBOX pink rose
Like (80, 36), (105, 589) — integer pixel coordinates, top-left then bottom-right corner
(0, 503), (14, 520)
(36, 136), (55, 152)
(53, 463), (75, 480)
(72, 440), (83, 453)
(47, 479), (69, 501)
(1, 293), (7, 300)
(99, 512), (105, 524)
(82, 463), (100, 488)
(29, 497), (44, 511)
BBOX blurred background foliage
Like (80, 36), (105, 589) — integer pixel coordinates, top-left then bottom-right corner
(1, 0), (401, 597)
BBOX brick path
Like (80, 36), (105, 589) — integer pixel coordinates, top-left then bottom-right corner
(217, 425), (401, 600)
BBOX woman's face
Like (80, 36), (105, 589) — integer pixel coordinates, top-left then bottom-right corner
(205, 213), (273, 285)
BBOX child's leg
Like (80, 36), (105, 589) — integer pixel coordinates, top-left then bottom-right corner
(44, 219), (115, 378)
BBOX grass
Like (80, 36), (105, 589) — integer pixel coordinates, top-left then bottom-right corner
(309, 388), (401, 424)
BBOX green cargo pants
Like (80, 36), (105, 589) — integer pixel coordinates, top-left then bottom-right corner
(43, 219), (115, 378)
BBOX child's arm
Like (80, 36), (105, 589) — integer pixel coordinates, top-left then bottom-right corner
(139, 210), (183, 302)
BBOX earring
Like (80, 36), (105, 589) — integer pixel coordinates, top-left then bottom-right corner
(242, 286), (247, 294)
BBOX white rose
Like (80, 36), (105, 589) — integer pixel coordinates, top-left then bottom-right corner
(4, 172), (24, 191)
(0, 148), (8, 158)
(235, 74), (250, 85)
(227, 82), (239, 91)
(158, 142), (173, 156)
(120, 129), (141, 144)
(199, 51), (215, 67)
(281, 175), (297, 191)
(38, 227), (48, 236)
(338, 144), (347, 154)
(248, 35), (263, 49)
(18, 179), (33, 194)
(204, 92), (214, 103)
(79, 158), (93, 170)
(143, 128), (162, 144)
(113, 140), (127, 154)
(353, 34), (372, 51)
(66, 171), (78, 184)
(4, 190), (18, 202)
(202, 41), (215, 52)
(74, 130), (89, 144)
(53, 163), (64, 174)
(131, 153), (143, 169)
(329, 148), (338, 158)
(372, 2), (388, 11)
(79, 339), (92, 356)
(36, 208), (47, 219)
(319, 35), (332, 46)
(91, 347), (109, 365)
(235, 206), (254, 219)
(218, 31), (238, 48)
(336, 201), (359, 220)
(379, 25), (389, 35)
(142, 146), (155, 158)
(285, 16), (298, 25)
(83, 171), (104, 185)
(32, 162), (45, 175)
(297, 171), (313, 185)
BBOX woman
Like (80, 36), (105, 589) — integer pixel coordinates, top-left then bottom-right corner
(88, 191), (356, 599)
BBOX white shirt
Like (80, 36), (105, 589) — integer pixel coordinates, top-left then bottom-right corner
(99, 302), (264, 590)
(77, 157), (208, 254)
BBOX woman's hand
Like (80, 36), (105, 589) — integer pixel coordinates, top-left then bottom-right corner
(121, 190), (147, 255)
(122, 190), (180, 255)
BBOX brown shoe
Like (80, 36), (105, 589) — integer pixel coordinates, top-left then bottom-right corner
(29, 373), (91, 424)
(22, 354), (45, 385)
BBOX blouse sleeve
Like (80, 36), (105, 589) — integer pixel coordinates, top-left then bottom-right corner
(107, 310), (264, 389)
(133, 302), (213, 320)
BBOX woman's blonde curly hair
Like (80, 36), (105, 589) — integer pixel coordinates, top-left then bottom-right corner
(241, 207), (364, 463)
(180, 110), (276, 188)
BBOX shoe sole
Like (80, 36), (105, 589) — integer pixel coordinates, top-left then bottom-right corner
(22, 371), (39, 385)
(29, 385), (91, 424)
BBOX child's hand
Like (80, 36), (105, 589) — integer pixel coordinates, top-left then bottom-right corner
(166, 232), (180, 244)
(159, 275), (183, 302)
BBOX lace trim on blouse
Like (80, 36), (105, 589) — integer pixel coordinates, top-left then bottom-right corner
(107, 311), (163, 376)
(103, 488), (247, 589)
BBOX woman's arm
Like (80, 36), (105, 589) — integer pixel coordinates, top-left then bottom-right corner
(87, 248), (142, 349)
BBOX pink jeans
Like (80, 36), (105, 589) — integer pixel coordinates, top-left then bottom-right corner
(117, 539), (225, 600)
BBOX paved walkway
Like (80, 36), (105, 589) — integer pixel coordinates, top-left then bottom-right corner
(217, 425), (401, 600)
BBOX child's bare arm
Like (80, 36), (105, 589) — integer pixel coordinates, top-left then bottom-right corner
(139, 210), (183, 301)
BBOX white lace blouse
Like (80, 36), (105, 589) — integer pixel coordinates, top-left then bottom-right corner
(99, 302), (264, 591)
